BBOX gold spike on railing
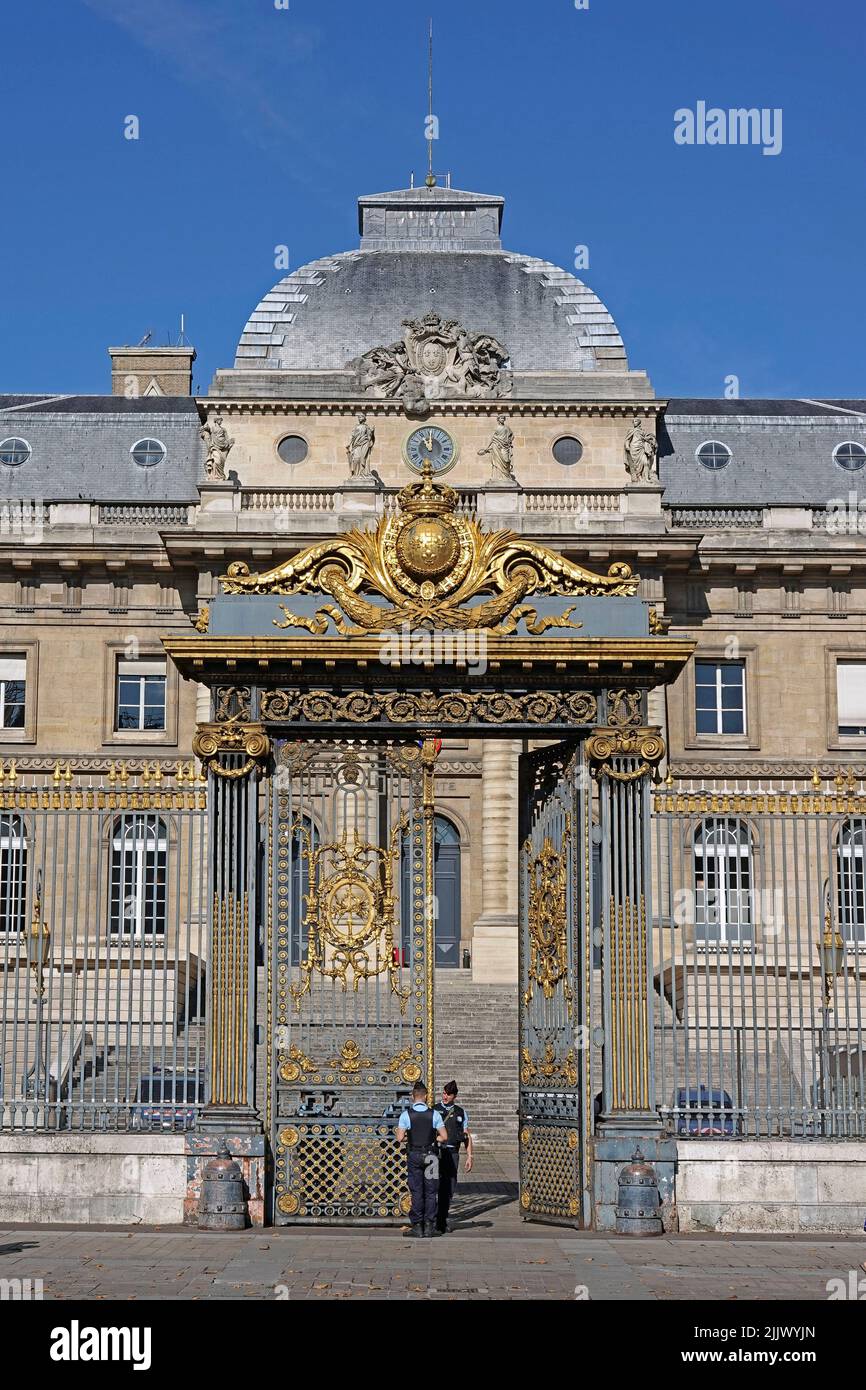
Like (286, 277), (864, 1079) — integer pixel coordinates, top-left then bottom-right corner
(152, 762), (163, 784)
(53, 763), (62, 785)
(141, 763), (151, 787)
(107, 762), (117, 786)
(119, 763), (129, 785)
(176, 761), (186, 786)
(8, 761), (17, 785)
(63, 763), (72, 786)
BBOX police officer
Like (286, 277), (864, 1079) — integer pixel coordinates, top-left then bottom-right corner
(435, 1080), (472, 1234)
(396, 1081), (448, 1238)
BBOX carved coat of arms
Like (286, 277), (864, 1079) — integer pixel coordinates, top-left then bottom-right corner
(357, 313), (512, 403)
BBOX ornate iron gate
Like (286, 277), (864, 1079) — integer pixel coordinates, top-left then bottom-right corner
(518, 740), (594, 1226)
(267, 737), (436, 1223)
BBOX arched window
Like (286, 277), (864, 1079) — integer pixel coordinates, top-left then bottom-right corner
(837, 820), (865, 944)
(290, 817), (318, 966)
(400, 814), (462, 968)
(693, 819), (753, 944)
(109, 815), (167, 936)
(0, 815), (27, 933)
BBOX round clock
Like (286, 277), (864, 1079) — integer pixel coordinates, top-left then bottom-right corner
(402, 425), (459, 475)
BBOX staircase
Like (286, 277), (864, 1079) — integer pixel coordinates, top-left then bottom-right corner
(433, 973), (519, 1150)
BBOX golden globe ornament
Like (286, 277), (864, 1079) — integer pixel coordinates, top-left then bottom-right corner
(395, 514), (460, 583)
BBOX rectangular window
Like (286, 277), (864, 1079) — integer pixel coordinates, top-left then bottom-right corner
(695, 661), (746, 736)
(837, 662), (866, 736)
(0, 657), (26, 730)
(115, 659), (167, 732)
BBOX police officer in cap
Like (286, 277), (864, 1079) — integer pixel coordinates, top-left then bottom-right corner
(396, 1081), (448, 1238)
(436, 1080), (473, 1234)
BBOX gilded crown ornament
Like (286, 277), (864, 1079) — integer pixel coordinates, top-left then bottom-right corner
(221, 457), (638, 634)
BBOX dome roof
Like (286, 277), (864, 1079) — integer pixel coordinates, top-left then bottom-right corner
(232, 186), (629, 380)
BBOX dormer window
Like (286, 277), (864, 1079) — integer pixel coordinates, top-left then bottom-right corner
(0, 438), (31, 467)
(696, 440), (731, 470)
(130, 438), (166, 468)
(833, 441), (866, 472)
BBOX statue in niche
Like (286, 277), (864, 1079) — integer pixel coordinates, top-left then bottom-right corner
(479, 415), (516, 482)
(624, 417), (658, 484)
(346, 414), (375, 478)
(201, 415), (235, 481)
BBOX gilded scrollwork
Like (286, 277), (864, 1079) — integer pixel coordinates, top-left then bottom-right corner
(260, 688), (598, 727)
(585, 727), (666, 782)
(384, 1046), (423, 1084)
(219, 459), (638, 638)
(606, 689), (642, 727)
(524, 832), (573, 1010)
(520, 1043), (579, 1087)
(289, 827), (410, 1013)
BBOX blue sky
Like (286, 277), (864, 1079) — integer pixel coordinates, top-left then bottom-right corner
(1, 0), (864, 399)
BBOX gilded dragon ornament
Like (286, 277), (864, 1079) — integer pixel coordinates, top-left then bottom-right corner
(219, 460), (639, 633)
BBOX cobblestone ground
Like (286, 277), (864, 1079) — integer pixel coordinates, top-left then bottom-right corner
(1, 1155), (864, 1301)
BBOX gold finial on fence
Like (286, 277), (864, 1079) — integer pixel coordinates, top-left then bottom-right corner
(63, 763), (72, 786)
(152, 762), (163, 784)
(118, 762), (129, 786)
(8, 761), (17, 785)
(53, 763), (62, 785)
(834, 773), (844, 791)
(0, 762), (5, 785)
(141, 763), (151, 787)
(198, 761), (207, 783)
(811, 766), (821, 789)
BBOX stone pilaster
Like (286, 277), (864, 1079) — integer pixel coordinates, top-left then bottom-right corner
(471, 738), (520, 982)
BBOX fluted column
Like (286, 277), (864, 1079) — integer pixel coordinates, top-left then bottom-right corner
(472, 738), (520, 982)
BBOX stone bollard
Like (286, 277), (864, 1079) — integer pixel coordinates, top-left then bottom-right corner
(198, 1140), (248, 1231)
(615, 1146), (663, 1236)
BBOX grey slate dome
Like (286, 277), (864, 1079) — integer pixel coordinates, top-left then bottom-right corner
(229, 185), (631, 388)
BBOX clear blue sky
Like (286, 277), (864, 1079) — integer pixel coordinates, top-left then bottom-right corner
(1, 0), (864, 399)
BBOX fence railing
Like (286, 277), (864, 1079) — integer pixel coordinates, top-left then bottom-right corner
(0, 761), (208, 1132)
(651, 777), (866, 1138)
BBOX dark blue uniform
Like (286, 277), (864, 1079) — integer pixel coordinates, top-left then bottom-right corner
(398, 1101), (444, 1229)
(436, 1100), (468, 1233)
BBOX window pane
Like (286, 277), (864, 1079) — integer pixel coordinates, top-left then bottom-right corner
(720, 665), (744, 687)
(721, 709), (745, 734)
(696, 708), (718, 734)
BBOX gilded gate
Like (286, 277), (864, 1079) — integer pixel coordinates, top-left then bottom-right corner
(518, 741), (594, 1226)
(267, 738), (436, 1224)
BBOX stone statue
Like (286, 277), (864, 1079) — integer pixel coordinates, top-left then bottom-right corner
(201, 415), (234, 481)
(479, 415), (516, 482)
(624, 417), (658, 484)
(357, 312), (511, 403)
(346, 414), (375, 478)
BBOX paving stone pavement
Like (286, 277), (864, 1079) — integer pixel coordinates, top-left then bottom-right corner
(0, 1156), (864, 1301)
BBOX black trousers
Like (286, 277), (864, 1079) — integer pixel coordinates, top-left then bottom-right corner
(407, 1149), (439, 1226)
(437, 1148), (460, 1231)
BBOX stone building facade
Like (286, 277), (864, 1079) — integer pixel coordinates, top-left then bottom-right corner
(2, 182), (864, 981)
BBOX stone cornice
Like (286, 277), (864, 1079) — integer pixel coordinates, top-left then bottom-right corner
(196, 397), (667, 420)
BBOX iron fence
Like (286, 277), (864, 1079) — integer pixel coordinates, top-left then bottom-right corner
(651, 778), (866, 1138)
(0, 761), (208, 1132)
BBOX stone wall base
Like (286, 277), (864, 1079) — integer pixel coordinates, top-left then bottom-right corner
(675, 1139), (866, 1234)
(0, 1132), (266, 1227)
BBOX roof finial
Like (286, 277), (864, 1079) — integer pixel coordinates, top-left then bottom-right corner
(425, 18), (436, 188)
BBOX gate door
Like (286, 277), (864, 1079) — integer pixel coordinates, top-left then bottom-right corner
(518, 739), (593, 1226)
(268, 738), (435, 1223)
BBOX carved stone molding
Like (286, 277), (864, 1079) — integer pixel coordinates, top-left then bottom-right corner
(192, 721), (271, 779)
(585, 727), (666, 782)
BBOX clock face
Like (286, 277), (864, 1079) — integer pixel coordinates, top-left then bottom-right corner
(403, 425), (458, 475)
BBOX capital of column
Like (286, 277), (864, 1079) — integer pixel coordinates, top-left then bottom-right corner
(585, 726), (665, 783)
(192, 721), (271, 780)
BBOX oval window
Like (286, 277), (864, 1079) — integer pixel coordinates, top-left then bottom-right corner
(277, 435), (309, 465)
(0, 437), (31, 466)
(130, 438), (166, 467)
(552, 436), (583, 466)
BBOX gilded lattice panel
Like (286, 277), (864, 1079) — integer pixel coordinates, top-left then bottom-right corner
(274, 1122), (410, 1222)
(519, 1125), (581, 1222)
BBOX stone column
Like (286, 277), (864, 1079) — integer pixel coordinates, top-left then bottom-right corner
(471, 738), (520, 982)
